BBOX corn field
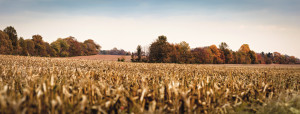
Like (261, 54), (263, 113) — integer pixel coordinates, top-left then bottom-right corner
(0, 55), (299, 114)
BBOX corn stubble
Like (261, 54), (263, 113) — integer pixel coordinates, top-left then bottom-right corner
(0, 55), (299, 113)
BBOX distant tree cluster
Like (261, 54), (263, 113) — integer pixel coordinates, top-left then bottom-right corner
(131, 45), (148, 62)
(0, 26), (101, 57)
(132, 35), (299, 64)
(100, 47), (130, 55)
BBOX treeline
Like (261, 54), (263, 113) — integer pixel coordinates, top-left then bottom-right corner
(132, 35), (299, 64)
(0, 26), (101, 57)
(100, 47), (131, 55)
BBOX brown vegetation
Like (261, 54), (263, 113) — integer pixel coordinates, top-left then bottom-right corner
(66, 55), (131, 61)
(0, 55), (299, 113)
(0, 26), (101, 57)
(132, 35), (299, 64)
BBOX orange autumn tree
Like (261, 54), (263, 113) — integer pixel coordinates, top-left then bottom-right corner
(209, 45), (223, 64)
(238, 44), (257, 64)
(238, 44), (251, 64)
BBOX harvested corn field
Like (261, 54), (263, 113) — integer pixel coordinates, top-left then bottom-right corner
(0, 55), (299, 113)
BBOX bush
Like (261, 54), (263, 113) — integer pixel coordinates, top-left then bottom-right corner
(118, 57), (125, 62)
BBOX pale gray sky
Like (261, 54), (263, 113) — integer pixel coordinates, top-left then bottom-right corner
(0, 0), (300, 57)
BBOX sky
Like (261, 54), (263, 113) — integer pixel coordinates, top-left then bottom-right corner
(0, 0), (300, 57)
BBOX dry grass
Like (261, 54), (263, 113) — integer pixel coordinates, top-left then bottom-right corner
(0, 55), (299, 113)
(65, 55), (131, 62)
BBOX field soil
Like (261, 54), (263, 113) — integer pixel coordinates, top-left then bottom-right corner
(65, 54), (131, 61)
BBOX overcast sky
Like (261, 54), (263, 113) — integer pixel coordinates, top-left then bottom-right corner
(0, 0), (300, 57)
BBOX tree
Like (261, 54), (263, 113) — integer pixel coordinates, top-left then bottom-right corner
(232, 52), (238, 64)
(3, 26), (18, 53)
(131, 52), (135, 62)
(177, 41), (192, 63)
(265, 52), (273, 64)
(148, 35), (172, 63)
(102, 48), (129, 55)
(32, 35), (47, 56)
(51, 38), (70, 57)
(209, 45), (223, 64)
(192, 47), (205, 64)
(273, 52), (282, 64)
(203, 47), (214, 64)
(18, 37), (28, 56)
(45, 42), (56, 57)
(24, 39), (35, 56)
(0, 30), (13, 54)
(239, 44), (250, 54)
(64, 36), (82, 56)
(289, 56), (296, 64)
(256, 53), (265, 64)
(219, 42), (233, 64)
(2, 26), (299, 64)
(168, 44), (180, 63)
(249, 50), (258, 64)
(192, 47), (213, 64)
(84, 39), (101, 55)
(238, 44), (251, 64)
(80, 43), (88, 56)
(219, 42), (228, 51)
(136, 45), (142, 62)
